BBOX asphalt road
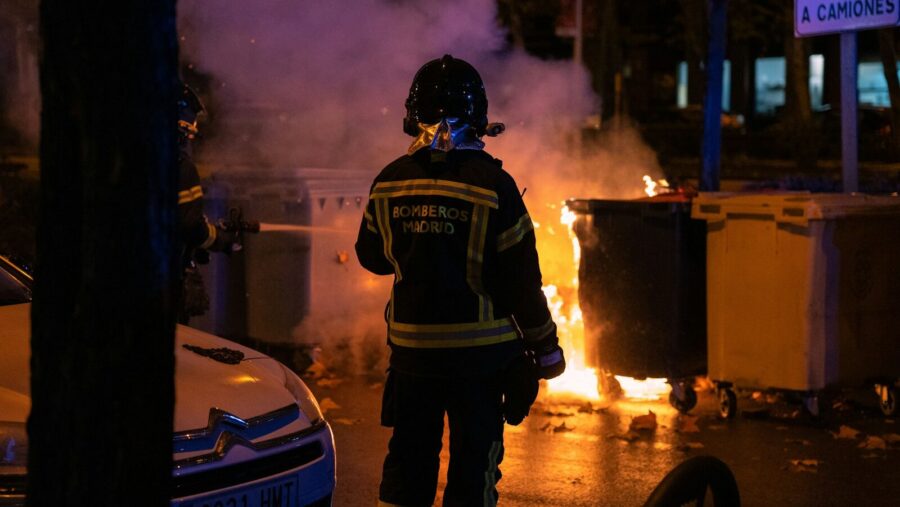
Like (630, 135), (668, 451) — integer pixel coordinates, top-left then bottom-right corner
(308, 375), (900, 506)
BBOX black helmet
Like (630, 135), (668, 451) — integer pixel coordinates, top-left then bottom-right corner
(177, 83), (205, 139)
(403, 54), (488, 137)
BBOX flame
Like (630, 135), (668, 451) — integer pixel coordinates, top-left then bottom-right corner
(642, 175), (658, 197)
(541, 203), (672, 403)
(614, 376), (670, 401)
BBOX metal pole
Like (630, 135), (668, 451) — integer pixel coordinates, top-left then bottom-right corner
(840, 31), (858, 193)
(701, 0), (727, 191)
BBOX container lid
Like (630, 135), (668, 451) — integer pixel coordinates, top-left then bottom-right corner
(691, 192), (900, 225)
(567, 195), (691, 216)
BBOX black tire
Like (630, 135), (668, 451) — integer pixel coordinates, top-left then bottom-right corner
(670, 386), (698, 413)
(879, 386), (897, 417)
(718, 388), (737, 420)
(644, 456), (741, 507)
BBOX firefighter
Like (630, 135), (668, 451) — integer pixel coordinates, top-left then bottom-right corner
(356, 55), (565, 507)
(177, 84), (237, 323)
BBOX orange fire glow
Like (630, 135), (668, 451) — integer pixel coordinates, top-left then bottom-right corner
(539, 202), (671, 402)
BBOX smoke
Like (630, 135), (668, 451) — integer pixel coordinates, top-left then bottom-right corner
(178, 0), (661, 375)
(0, 0), (40, 149)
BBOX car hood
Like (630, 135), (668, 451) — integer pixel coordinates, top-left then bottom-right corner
(0, 303), (308, 434)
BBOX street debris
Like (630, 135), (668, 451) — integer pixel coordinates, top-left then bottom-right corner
(318, 397), (341, 414)
(333, 417), (362, 426)
(304, 361), (328, 379)
(858, 436), (887, 450)
(676, 414), (700, 434)
(884, 433), (900, 445)
(629, 411), (658, 432)
(676, 442), (705, 452)
(542, 408), (576, 418)
(541, 421), (575, 433)
(785, 438), (813, 446)
(609, 431), (640, 442)
(832, 425), (861, 440)
(578, 401), (607, 414)
(369, 382), (383, 390)
(316, 377), (344, 388)
(787, 459), (819, 473)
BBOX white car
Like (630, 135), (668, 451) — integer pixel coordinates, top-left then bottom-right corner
(0, 256), (335, 506)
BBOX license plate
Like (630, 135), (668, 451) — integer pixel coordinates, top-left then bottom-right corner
(181, 474), (300, 507)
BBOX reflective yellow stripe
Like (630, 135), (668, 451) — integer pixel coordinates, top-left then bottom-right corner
(178, 185), (204, 205)
(521, 318), (555, 342)
(497, 213), (534, 252)
(389, 331), (519, 349)
(389, 318), (513, 333)
(364, 209), (378, 233)
(199, 222), (217, 249)
(388, 318), (518, 348)
(371, 179), (499, 209)
(467, 204), (493, 321)
(483, 441), (502, 507)
(375, 198), (402, 281)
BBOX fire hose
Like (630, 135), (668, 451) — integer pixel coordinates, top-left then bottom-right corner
(216, 206), (260, 251)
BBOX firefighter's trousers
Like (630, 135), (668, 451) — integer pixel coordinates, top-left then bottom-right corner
(379, 369), (505, 507)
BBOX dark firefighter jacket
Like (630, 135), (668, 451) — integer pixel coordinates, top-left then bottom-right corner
(355, 149), (556, 377)
(178, 151), (216, 269)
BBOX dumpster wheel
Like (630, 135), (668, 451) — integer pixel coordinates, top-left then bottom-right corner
(717, 388), (737, 419)
(876, 384), (897, 417)
(669, 383), (698, 413)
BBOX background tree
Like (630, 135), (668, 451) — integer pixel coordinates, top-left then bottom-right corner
(28, 0), (179, 504)
(877, 28), (900, 161)
(782, 0), (816, 170)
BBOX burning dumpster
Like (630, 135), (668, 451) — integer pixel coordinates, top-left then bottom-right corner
(692, 193), (900, 418)
(569, 193), (707, 412)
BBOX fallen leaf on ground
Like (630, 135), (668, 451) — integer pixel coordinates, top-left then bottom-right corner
(608, 431), (640, 442)
(786, 438), (813, 446)
(676, 415), (700, 434)
(542, 410), (575, 417)
(862, 453), (883, 459)
(676, 442), (705, 451)
(578, 402), (607, 414)
(541, 421), (574, 433)
(369, 382), (383, 390)
(858, 436), (887, 450)
(316, 378), (344, 388)
(831, 400), (852, 412)
(788, 459), (819, 473)
(776, 426), (789, 431)
(833, 425), (861, 440)
(318, 397), (341, 414)
(708, 424), (726, 431)
(629, 411), (658, 432)
(333, 418), (361, 426)
(884, 433), (900, 444)
(653, 442), (673, 451)
(751, 391), (763, 401)
(304, 362), (327, 379)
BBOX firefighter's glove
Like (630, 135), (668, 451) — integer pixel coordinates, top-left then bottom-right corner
(210, 225), (241, 253)
(527, 334), (566, 380)
(501, 353), (539, 426)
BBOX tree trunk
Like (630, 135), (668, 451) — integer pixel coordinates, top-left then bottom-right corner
(29, 0), (179, 504)
(877, 28), (900, 161)
(783, 1), (816, 170)
(681, 0), (708, 105)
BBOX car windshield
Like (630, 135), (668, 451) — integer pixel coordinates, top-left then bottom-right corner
(0, 257), (32, 306)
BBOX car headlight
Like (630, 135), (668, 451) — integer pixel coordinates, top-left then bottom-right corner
(279, 364), (325, 425)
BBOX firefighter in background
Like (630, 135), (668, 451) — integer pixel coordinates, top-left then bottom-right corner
(177, 84), (237, 323)
(356, 55), (565, 507)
